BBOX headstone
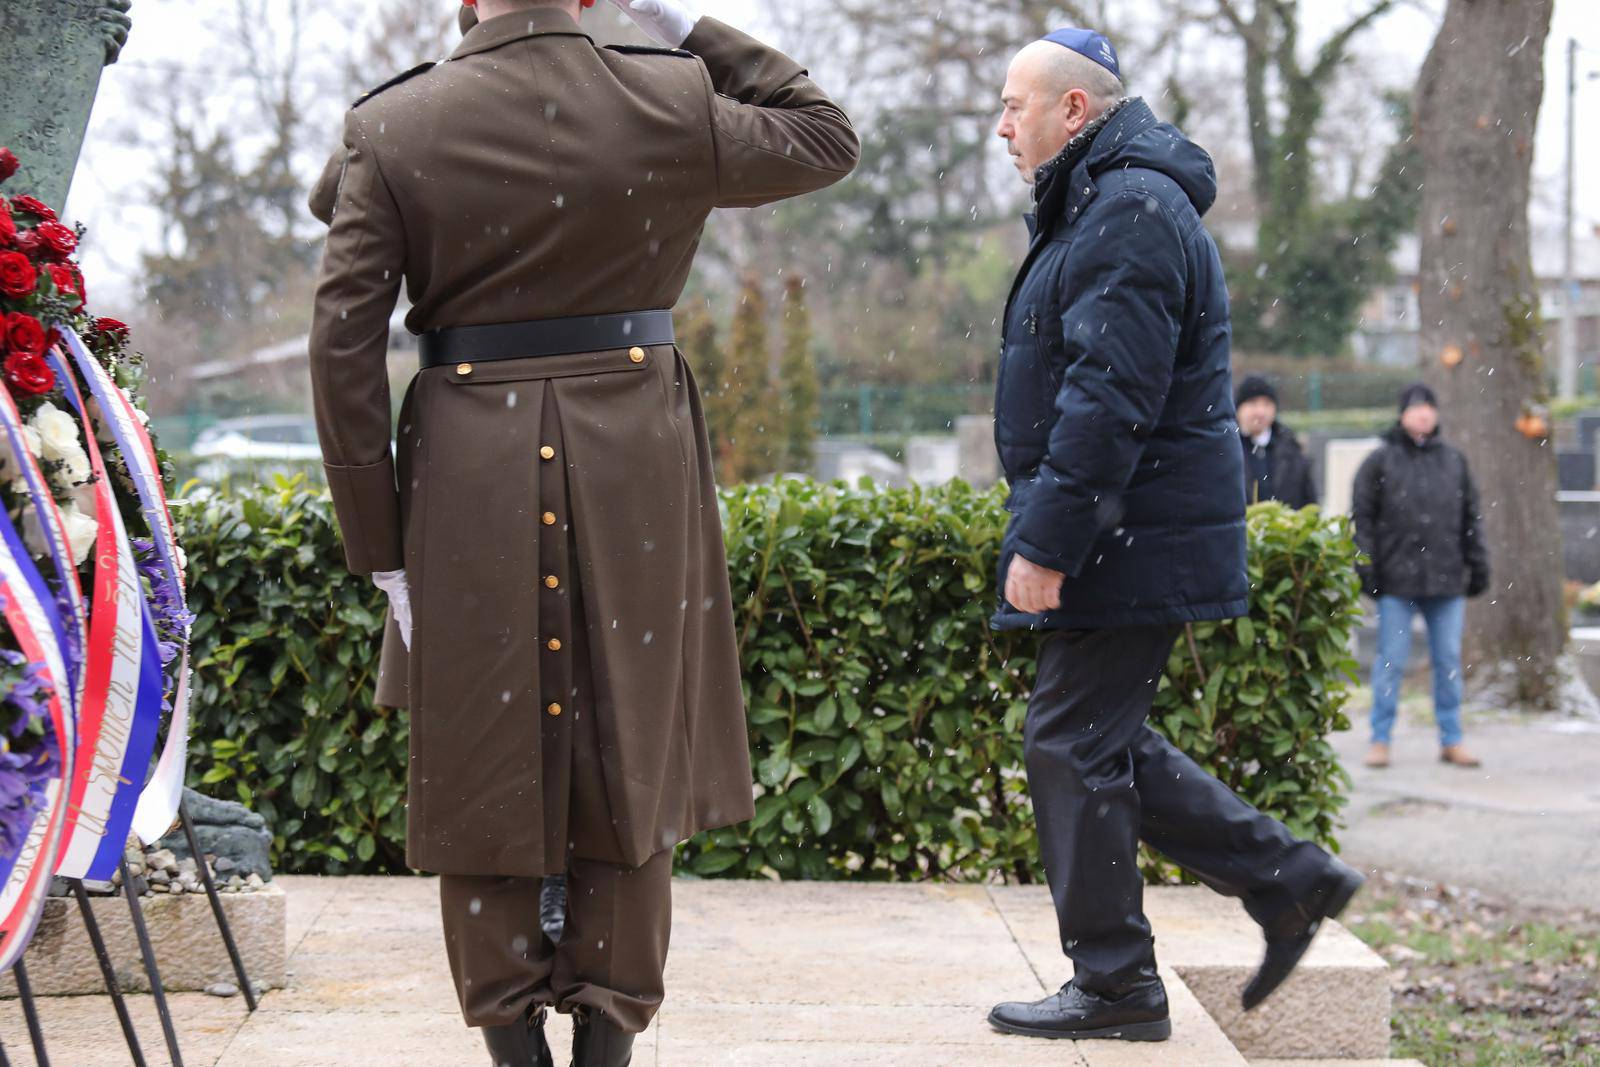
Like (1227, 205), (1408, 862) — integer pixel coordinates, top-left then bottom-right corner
(1322, 437), (1383, 516)
(904, 435), (961, 485)
(956, 415), (1000, 487)
(1558, 491), (1600, 584)
(0, 1), (130, 210)
(1577, 411), (1600, 455)
(1558, 450), (1597, 492)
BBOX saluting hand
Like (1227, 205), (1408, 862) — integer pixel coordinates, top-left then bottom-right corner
(607, 0), (700, 48)
(1005, 554), (1065, 615)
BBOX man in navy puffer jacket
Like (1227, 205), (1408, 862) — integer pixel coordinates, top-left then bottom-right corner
(985, 28), (1362, 1044)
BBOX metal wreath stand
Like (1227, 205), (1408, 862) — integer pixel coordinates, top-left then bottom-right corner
(1, 798), (261, 1067)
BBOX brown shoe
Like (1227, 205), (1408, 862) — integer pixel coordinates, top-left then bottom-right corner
(1440, 744), (1481, 768)
(1364, 742), (1391, 768)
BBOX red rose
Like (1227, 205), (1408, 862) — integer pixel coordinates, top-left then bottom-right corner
(46, 263), (84, 307)
(0, 251), (38, 298)
(3, 351), (54, 397)
(94, 317), (129, 343)
(0, 204), (13, 248)
(33, 221), (77, 261)
(9, 195), (56, 223)
(4, 313), (47, 359)
(0, 149), (17, 184)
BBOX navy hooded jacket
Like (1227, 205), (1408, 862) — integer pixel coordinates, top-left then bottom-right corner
(991, 98), (1249, 631)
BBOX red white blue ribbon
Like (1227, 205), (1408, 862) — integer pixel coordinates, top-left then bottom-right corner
(58, 328), (193, 845)
(0, 389), (76, 971)
(46, 348), (164, 881)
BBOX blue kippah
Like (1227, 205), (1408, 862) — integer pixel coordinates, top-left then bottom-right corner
(1042, 27), (1122, 82)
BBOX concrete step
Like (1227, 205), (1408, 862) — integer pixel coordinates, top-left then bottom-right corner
(990, 885), (1391, 1060)
(1, 877), (1393, 1064)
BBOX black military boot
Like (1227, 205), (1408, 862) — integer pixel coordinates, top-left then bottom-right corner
(482, 1005), (554, 1067)
(571, 1008), (635, 1067)
(988, 977), (1170, 1041)
(1242, 855), (1365, 1010)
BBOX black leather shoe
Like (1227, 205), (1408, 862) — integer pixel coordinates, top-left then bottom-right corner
(572, 1009), (636, 1067)
(482, 1005), (554, 1067)
(987, 979), (1171, 1041)
(1242, 856), (1365, 1011)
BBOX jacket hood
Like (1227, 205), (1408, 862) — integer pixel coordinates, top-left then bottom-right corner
(1032, 98), (1218, 228)
(1085, 101), (1218, 216)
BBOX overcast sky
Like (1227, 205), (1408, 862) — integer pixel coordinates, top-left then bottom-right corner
(63, 0), (1600, 309)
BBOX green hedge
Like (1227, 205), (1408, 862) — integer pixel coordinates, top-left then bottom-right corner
(178, 475), (1361, 881)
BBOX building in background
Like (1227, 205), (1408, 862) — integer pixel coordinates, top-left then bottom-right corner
(1356, 228), (1600, 371)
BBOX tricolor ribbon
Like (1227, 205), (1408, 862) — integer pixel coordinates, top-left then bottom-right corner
(45, 347), (164, 881)
(58, 329), (193, 847)
(0, 389), (76, 972)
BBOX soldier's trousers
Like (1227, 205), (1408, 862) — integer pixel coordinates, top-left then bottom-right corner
(439, 850), (672, 1033)
(1024, 625), (1336, 995)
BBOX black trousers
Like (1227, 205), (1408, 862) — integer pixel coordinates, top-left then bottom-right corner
(1024, 625), (1334, 995)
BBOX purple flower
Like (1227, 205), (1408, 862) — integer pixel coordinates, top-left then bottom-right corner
(0, 731), (60, 863)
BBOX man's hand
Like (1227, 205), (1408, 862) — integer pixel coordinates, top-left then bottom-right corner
(1004, 553), (1065, 615)
(373, 569), (414, 651)
(607, 0), (700, 48)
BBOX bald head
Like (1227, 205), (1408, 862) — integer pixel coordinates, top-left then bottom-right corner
(996, 40), (1127, 184)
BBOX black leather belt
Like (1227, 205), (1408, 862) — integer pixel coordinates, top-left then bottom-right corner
(418, 310), (675, 369)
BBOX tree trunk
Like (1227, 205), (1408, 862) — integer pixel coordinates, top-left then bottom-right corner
(1415, 0), (1568, 707)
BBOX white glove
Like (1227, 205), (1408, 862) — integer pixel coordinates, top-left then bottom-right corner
(372, 569), (413, 651)
(607, 0), (700, 48)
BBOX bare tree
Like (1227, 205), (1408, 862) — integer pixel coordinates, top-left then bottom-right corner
(1207, 0), (1422, 356)
(1415, 0), (1576, 709)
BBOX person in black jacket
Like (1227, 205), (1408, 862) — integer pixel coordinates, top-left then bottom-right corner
(1236, 376), (1318, 508)
(1352, 383), (1489, 771)
(983, 28), (1362, 1045)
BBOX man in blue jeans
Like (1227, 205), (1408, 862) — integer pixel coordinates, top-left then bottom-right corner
(1352, 384), (1489, 769)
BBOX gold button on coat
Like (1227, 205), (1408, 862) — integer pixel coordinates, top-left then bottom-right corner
(628, 347), (646, 363)
(546, 703), (562, 716)
(540, 446), (555, 460)
(455, 363), (473, 376)
(542, 512), (557, 525)
(546, 638), (562, 651)
(544, 575), (560, 589)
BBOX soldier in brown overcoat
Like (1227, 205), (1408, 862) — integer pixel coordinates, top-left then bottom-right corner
(306, 0), (858, 1063)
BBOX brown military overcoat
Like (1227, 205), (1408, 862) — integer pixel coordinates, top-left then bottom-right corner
(307, 10), (858, 876)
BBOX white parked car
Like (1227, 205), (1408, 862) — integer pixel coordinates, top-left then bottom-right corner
(191, 416), (322, 482)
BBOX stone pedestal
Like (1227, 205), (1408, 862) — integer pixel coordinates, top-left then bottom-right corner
(955, 415), (1000, 488)
(1322, 436), (1382, 516)
(0, 1), (120, 210)
(0, 883), (286, 996)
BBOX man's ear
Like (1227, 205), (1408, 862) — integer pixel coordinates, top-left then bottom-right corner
(459, 4), (478, 34)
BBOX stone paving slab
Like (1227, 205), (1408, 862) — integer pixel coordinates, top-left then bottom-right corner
(0, 876), (1383, 1065)
(989, 884), (1389, 1060)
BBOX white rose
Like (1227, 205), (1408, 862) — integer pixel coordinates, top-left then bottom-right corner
(31, 402), (83, 464)
(60, 503), (99, 566)
(51, 441), (91, 489)
(0, 424), (44, 482)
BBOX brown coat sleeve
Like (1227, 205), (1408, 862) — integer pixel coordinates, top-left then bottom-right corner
(682, 17), (860, 208)
(307, 110), (406, 575)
